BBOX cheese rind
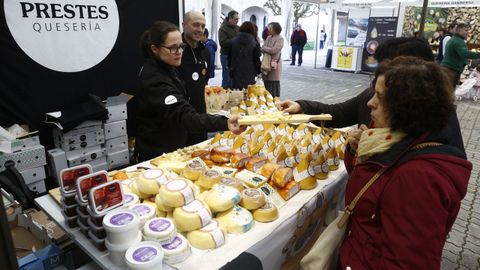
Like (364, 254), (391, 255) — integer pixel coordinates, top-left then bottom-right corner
(216, 206), (254, 234)
(158, 179), (195, 208)
(239, 188), (266, 210)
(204, 184), (241, 213)
(173, 199), (212, 232)
(186, 220), (226, 249)
(253, 202), (279, 222)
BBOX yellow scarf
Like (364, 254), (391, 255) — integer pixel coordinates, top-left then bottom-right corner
(356, 128), (406, 162)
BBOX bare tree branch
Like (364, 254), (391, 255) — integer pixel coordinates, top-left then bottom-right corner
(263, 0), (281, 15)
(264, 0), (319, 25)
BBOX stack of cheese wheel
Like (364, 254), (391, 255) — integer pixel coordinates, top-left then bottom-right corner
(204, 184), (241, 213)
(136, 169), (167, 195)
(173, 199), (212, 232)
(197, 169), (222, 190)
(161, 234), (191, 264)
(158, 179), (196, 208)
(183, 158), (207, 181)
(187, 219), (226, 249)
(216, 205), (254, 234)
(143, 217), (177, 244)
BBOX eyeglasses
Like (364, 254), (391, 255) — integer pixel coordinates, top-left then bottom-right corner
(160, 43), (187, 54)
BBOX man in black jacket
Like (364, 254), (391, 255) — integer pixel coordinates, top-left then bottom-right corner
(290, 24), (307, 66)
(178, 11), (211, 146)
(278, 37), (466, 158)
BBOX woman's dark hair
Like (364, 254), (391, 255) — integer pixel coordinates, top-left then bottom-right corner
(268, 22), (282, 35)
(374, 56), (455, 135)
(374, 37), (434, 63)
(140, 21), (179, 58)
(239, 21), (256, 35)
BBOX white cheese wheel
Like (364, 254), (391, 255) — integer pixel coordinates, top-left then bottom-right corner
(187, 220), (226, 250)
(137, 168), (168, 195)
(123, 192), (139, 208)
(219, 177), (245, 192)
(128, 203), (156, 227)
(204, 184), (241, 213)
(183, 158), (207, 181)
(216, 206), (254, 234)
(161, 234), (191, 264)
(155, 193), (175, 212)
(130, 181), (150, 200)
(159, 179), (196, 208)
(143, 217), (176, 244)
(239, 188), (266, 210)
(142, 199), (167, 217)
(173, 200), (212, 232)
(198, 169), (222, 190)
(252, 202), (279, 223)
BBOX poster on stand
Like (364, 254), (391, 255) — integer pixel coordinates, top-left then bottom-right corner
(337, 47), (354, 69)
(346, 17), (368, 47)
(361, 17), (398, 73)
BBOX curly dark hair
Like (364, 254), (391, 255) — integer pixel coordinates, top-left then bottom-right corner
(374, 56), (455, 135)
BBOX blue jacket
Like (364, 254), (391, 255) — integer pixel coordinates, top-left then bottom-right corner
(205, 39), (217, 78)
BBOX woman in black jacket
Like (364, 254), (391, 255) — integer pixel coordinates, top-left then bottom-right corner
(136, 21), (245, 161)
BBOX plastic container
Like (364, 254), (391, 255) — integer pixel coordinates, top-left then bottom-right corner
(88, 230), (107, 251)
(123, 192), (140, 208)
(103, 208), (140, 245)
(87, 217), (107, 239)
(61, 199), (78, 217)
(75, 194), (88, 215)
(76, 207), (89, 227)
(77, 217), (90, 238)
(105, 232), (142, 267)
(61, 211), (78, 228)
(161, 234), (191, 264)
(125, 241), (164, 270)
(88, 180), (124, 216)
(60, 191), (77, 206)
(76, 170), (108, 203)
(128, 203), (155, 228)
(143, 218), (176, 244)
(86, 205), (107, 227)
(60, 164), (93, 195)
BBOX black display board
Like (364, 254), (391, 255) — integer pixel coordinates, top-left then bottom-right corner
(361, 17), (398, 73)
(0, 0), (179, 145)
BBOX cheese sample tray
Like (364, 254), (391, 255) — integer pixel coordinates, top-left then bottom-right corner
(238, 113), (332, 125)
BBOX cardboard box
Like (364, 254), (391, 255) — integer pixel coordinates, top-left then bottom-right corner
(0, 145), (46, 172)
(27, 209), (68, 245)
(103, 120), (127, 140)
(107, 149), (129, 170)
(105, 95), (129, 123)
(19, 166), (46, 185)
(4, 135), (41, 153)
(91, 161), (108, 173)
(105, 135), (128, 154)
(66, 146), (106, 167)
(53, 129), (104, 150)
(46, 149), (68, 186)
(27, 179), (47, 194)
(18, 244), (64, 270)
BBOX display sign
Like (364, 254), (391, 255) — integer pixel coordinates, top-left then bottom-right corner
(336, 47), (354, 69)
(346, 16), (368, 47)
(361, 17), (398, 73)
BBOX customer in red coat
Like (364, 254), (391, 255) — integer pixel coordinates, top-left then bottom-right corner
(340, 56), (472, 270)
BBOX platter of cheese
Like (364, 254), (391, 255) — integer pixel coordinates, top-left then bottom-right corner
(238, 113), (332, 125)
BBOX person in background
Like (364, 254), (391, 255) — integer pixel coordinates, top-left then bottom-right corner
(219, 10), (239, 89)
(319, 29), (327, 50)
(340, 56), (471, 269)
(436, 23), (455, 64)
(277, 37), (466, 158)
(203, 28), (217, 79)
(262, 22), (284, 97)
(135, 21), (244, 161)
(290, 24), (307, 66)
(177, 11), (211, 146)
(441, 22), (480, 86)
(229, 21), (261, 90)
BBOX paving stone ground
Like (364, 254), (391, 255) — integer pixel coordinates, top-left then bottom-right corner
(211, 49), (480, 269)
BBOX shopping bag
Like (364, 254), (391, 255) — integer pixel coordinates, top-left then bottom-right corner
(261, 53), (272, 75)
(299, 211), (347, 270)
(455, 78), (476, 97)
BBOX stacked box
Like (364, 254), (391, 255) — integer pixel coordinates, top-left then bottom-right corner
(0, 135), (47, 194)
(52, 120), (108, 173)
(104, 96), (129, 170)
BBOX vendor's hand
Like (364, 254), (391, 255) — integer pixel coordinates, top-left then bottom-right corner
(347, 124), (368, 152)
(276, 100), (303, 114)
(228, 115), (247, 135)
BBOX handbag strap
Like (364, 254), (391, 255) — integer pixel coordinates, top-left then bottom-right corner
(337, 141), (443, 229)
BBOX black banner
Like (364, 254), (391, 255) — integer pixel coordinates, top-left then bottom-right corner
(361, 17), (398, 73)
(0, 0), (179, 147)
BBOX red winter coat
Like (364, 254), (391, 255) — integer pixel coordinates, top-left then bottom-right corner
(340, 133), (471, 270)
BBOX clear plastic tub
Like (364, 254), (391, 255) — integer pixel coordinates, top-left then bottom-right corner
(60, 191), (77, 206)
(86, 205), (107, 227)
(77, 217), (90, 238)
(76, 206), (89, 227)
(75, 194), (88, 215)
(88, 230), (106, 251)
(61, 199), (78, 217)
(87, 217), (106, 239)
(61, 211), (78, 228)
